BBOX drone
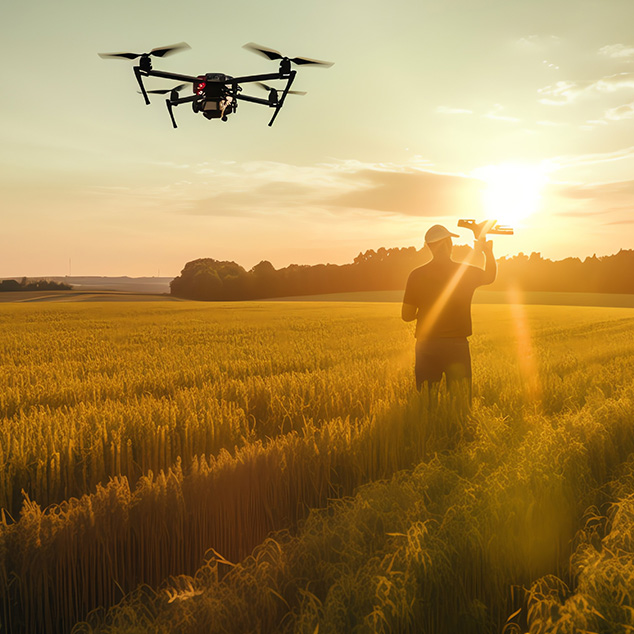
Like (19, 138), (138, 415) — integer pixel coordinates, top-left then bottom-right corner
(458, 219), (514, 239)
(98, 42), (333, 129)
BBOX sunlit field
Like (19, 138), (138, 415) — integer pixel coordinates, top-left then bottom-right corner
(1, 302), (634, 633)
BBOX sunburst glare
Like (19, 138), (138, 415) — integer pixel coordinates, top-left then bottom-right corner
(473, 163), (549, 227)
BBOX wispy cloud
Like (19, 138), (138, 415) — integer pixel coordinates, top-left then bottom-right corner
(547, 146), (634, 170)
(606, 218), (634, 225)
(436, 106), (473, 115)
(516, 34), (561, 50)
(130, 159), (485, 220)
(484, 104), (520, 122)
(536, 120), (566, 127)
(549, 179), (634, 223)
(599, 44), (634, 60)
(556, 179), (634, 200)
(539, 72), (634, 105)
(604, 102), (634, 120)
(328, 169), (485, 217)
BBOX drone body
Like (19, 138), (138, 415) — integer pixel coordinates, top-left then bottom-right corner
(98, 42), (333, 128)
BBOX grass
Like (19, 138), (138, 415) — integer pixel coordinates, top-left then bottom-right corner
(0, 301), (633, 632)
(276, 290), (634, 308)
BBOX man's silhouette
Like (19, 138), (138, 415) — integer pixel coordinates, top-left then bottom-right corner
(401, 224), (497, 395)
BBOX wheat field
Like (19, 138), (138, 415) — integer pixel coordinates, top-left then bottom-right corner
(1, 301), (633, 633)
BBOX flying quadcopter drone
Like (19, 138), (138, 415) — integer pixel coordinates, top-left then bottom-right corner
(98, 42), (333, 128)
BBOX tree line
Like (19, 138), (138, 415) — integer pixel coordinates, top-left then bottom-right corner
(0, 277), (72, 292)
(169, 247), (634, 301)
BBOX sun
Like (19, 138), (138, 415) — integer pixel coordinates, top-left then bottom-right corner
(473, 163), (548, 227)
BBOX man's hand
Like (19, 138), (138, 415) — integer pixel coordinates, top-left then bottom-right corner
(474, 238), (493, 254)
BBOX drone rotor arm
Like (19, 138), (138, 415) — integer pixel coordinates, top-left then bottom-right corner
(143, 83), (188, 95)
(236, 93), (271, 106)
(230, 71), (285, 85)
(140, 68), (200, 84)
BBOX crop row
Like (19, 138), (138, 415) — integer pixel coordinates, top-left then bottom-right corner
(2, 303), (633, 632)
(0, 302), (410, 516)
(78, 340), (634, 633)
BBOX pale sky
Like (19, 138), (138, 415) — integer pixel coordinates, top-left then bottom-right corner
(2, 0), (633, 277)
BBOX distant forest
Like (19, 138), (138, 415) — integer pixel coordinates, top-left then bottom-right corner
(0, 278), (72, 292)
(169, 247), (634, 301)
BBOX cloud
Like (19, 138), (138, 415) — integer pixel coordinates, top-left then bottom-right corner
(547, 146), (634, 170)
(182, 182), (317, 216)
(516, 35), (561, 50)
(436, 106), (473, 115)
(548, 179), (634, 225)
(599, 44), (634, 60)
(484, 104), (520, 123)
(328, 169), (485, 217)
(605, 102), (634, 120)
(536, 120), (566, 127)
(550, 179), (634, 220)
(539, 72), (634, 105)
(112, 159), (489, 221)
(606, 218), (634, 225)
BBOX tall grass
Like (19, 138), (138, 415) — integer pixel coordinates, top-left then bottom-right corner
(79, 351), (634, 633)
(0, 302), (411, 516)
(77, 307), (634, 634)
(1, 302), (633, 632)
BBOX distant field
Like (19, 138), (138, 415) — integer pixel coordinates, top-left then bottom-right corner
(277, 289), (634, 307)
(2, 301), (634, 633)
(3, 288), (634, 307)
(0, 290), (182, 302)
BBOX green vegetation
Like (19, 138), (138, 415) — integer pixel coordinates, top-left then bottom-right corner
(170, 249), (634, 300)
(1, 302), (633, 632)
(0, 277), (72, 292)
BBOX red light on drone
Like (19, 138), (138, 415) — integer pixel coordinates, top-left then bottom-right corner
(195, 81), (206, 96)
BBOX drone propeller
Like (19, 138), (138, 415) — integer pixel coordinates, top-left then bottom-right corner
(255, 82), (306, 96)
(98, 42), (191, 61)
(243, 43), (333, 67)
(139, 83), (188, 95)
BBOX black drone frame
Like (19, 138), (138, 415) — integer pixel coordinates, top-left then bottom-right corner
(134, 55), (297, 128)
(100, 42), (332, 129)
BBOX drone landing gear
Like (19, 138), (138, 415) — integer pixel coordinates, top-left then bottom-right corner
(166, 99), (178, 128)
(268, 70), (296, 127)
(134, 67), (151, 105)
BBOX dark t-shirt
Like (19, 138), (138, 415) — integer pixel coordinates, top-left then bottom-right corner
(403, 258), (494, 339)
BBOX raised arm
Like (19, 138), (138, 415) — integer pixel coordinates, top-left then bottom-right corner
(481, 239), (497, 285)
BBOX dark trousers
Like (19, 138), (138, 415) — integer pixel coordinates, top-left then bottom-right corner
(415, 337), (472, 393)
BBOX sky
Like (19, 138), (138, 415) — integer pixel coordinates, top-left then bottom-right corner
(2, 0), (634, 277)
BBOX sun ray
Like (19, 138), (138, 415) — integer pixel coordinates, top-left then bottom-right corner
(473, 163), (549, 227)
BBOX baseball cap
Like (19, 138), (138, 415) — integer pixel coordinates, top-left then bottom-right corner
(425, 224), (459, 243)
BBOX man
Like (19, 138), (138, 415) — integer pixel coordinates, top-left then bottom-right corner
(401, 224), (496, 395)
